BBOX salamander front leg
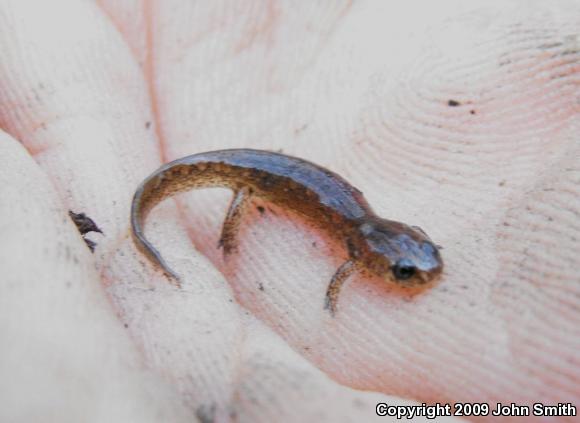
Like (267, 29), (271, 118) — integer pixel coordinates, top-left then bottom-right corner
(324, 260), (360, 316)
(218, 186), (252, 257)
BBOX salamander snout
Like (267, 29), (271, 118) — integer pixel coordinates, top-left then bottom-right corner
(359, 219), (443, 287)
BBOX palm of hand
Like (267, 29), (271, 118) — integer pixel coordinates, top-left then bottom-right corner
(0, 1), (578, 422)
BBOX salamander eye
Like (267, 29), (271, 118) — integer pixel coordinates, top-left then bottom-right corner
(392, 259), (416, 280)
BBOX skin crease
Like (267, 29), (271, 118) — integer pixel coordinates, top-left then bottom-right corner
(0, 1), (579, 422)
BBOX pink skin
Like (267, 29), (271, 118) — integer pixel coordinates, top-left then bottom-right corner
(0, 1), (579, 421)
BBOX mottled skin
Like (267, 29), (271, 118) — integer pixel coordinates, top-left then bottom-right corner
(131, 149), (443, 315)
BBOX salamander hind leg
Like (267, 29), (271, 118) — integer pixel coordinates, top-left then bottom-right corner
(218, 186), (252, 257)
(324, 260), (360, 316)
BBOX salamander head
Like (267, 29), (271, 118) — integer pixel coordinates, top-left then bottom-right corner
(358, 217), (443, 286)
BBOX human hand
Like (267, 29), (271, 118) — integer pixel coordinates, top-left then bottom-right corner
(1, 1), (578, 422)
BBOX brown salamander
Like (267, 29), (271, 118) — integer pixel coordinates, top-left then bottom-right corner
(131, 149), (443, 315)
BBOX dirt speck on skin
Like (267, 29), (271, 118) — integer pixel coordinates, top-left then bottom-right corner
(258, 282), (264, 291)
(69, 211), (102, 235)
(196, 403), (216, 423)
(84, 238), (97, 252)
(69, 210), (103, 253)
(448, 99), (461, 107)
(294, 123), (309, 134)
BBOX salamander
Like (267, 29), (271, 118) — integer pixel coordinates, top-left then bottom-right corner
(131, 149), (443, 315)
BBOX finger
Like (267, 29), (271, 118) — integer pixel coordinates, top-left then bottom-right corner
(0, 132), (191, 422)
(0, 0), (159, 248)
(0, 0), (241, 416)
